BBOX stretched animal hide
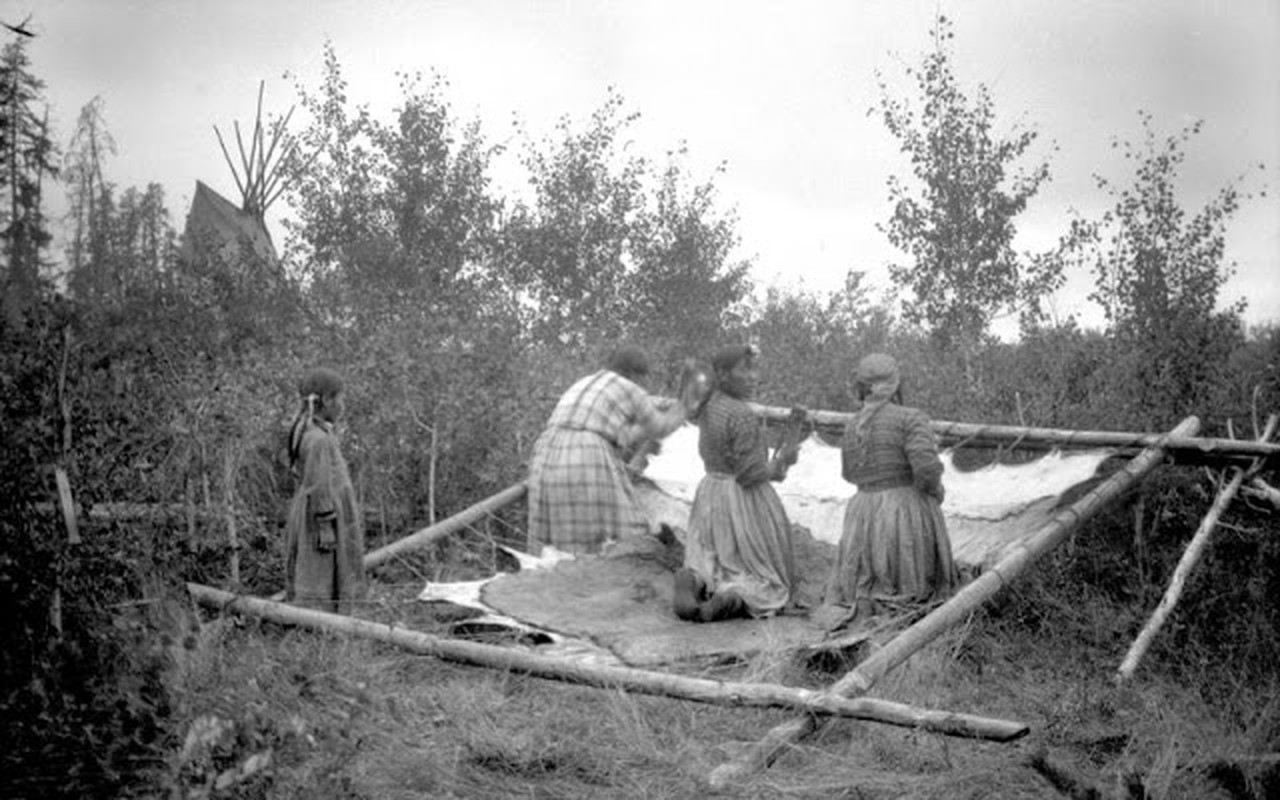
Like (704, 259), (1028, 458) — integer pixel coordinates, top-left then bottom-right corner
(420, 425), (1112, 667)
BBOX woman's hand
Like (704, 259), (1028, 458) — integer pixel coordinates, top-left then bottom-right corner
(777, 441), (799, 467)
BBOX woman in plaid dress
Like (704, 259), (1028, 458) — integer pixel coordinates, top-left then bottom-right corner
(527, 347), (687, 555)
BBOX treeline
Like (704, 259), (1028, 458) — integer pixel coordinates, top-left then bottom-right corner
(0, 22), (1277, 796)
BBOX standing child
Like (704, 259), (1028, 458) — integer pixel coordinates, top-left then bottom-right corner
(285, 367), (365, 613)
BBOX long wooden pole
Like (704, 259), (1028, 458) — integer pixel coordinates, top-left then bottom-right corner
(706, 416), (1200, 790)
(186, 583), (1029, 741)
(363, 482), (528, 569)
(1115, 414), (1278, 682)
(742, 401), (1277, 463)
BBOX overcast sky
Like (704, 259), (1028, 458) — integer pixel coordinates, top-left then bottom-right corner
(24, 0), (1280, 335)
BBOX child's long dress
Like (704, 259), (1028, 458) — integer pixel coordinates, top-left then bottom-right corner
(286, 421), (365, 613)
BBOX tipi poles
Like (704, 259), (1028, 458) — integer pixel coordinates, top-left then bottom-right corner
(1116, 414), (1278, 682)
(707, 416), (1200, 790)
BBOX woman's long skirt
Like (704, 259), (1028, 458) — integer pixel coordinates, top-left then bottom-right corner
(683, 473), (795, 617)
(827, 486), (958, 614)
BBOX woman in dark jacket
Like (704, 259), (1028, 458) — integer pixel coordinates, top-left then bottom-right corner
(675, 345), (799, 622)
(825, 353), (959, 619)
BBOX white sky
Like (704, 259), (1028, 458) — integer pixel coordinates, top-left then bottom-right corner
(24, 0), (1280, 335)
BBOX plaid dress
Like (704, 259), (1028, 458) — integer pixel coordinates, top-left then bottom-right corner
(683, 391), (795, 616)
(285, 422), (366, 613)
(826, 402), (958, 612)
(527, 370), (662, 554)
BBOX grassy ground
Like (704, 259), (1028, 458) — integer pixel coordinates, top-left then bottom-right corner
(151, 566), (1279, 800)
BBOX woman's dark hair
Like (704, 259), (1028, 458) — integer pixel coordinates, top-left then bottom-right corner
(605, 345), (650, 382)
(299, 367), (345, 400)
(288, 367), (346, 466)
(678, 358), (715, 421)
(710, 344), (755, 376)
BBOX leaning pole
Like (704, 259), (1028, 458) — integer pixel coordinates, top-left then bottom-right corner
(364, 482), (528, 569)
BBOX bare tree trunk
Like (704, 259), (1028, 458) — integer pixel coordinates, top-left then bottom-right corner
(428, 415), (438, 524)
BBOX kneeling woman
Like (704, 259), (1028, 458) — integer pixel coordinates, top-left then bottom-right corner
(676, 345), (799, 622)
(826, 353), (958, 619)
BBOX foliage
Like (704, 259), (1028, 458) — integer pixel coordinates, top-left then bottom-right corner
(1077, 113), (1253, 429)
(282, 43), (529, 523)
(621, 146), (753, 371)
(873, 16), (1060, 351)
(62, 95), (115, 280)
(0, 293), (224, 798)
(63, 97), (177, 310)
(499, 89), (648, 348)
(979, 320), (1112, 429)
(0, 38), (59, 327)
(499, 89), (752, 359)
(284, 43), (504, 327)
(1, 25), (1277, 798)
(744, 272), (893, 412)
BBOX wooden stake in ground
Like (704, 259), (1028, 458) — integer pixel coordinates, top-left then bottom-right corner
(707, 415), (1201, 790)
(186, 583), (1030, 741)
(1115, 414), (1278, 682)
(54, 466), (80, 545)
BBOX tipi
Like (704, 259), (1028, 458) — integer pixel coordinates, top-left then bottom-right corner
(180, 81), (298, 281)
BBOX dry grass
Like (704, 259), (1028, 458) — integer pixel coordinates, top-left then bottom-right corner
(148, 575), (1280, 800)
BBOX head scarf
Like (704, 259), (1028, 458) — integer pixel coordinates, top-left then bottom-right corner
(851, 353), (901, 436)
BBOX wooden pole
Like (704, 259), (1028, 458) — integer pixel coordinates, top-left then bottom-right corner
(707, 416), (1200, 790)
(1246, 477), (1280, 508)
(740, 400), (1278, 463)
(186, 583), (1029, 741)
(223, 449), (240, 587)
(51, 467), (80, 638)
(363, 482), (528, 569)
(54, 467), (80, 545)
(1116, 414), (1278, 682)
